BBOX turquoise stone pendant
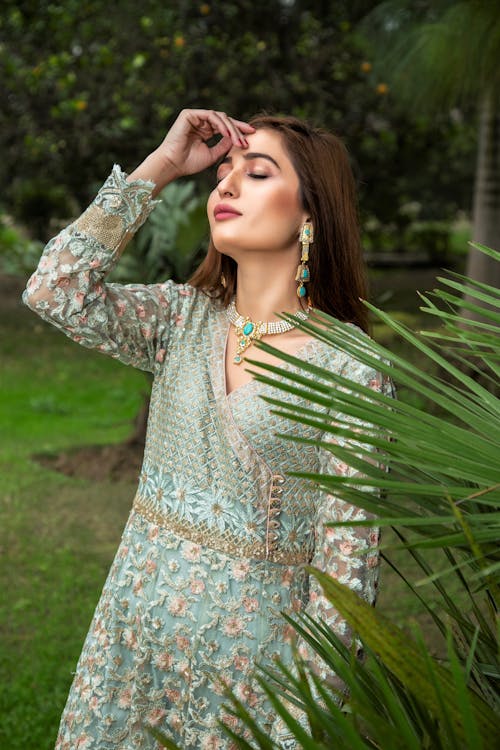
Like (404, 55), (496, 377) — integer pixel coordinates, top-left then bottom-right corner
(299, 221), (314, 243)
(296, 262), (309, 298)
(232, 316), (264, 364)
(227, 299), (310, 366)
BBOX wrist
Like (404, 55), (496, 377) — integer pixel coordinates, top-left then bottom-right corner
(127, 149), (179, 197)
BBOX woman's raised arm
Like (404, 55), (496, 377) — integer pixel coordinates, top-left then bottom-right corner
(22, 110), (254, 371)
(128, 108), (254, 194)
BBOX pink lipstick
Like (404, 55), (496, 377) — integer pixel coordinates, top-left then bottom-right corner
(214, 204), (242, 221)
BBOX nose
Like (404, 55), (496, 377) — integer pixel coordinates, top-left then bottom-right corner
(217, 169), (239, 198)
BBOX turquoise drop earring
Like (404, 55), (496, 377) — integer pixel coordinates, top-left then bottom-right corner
(296, 221), (313, 298)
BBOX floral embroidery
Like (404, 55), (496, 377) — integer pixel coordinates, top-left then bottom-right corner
(23, 166), (394, 749)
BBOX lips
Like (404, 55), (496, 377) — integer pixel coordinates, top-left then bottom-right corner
(214, 204), (242, 220)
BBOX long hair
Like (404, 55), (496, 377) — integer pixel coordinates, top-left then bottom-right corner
(188, 114), (369, 333)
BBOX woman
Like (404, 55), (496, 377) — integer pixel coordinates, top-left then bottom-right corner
(24, 109), (391, 749)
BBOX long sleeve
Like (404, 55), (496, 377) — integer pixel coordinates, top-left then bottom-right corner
(298, 359), (394, 688)
(271, 360), (393, 747)
(23, 165), (179, 372)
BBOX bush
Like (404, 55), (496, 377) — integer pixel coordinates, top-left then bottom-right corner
(0, 214), (43, 277)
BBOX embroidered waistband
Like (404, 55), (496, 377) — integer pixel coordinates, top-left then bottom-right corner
(132, 493), (309, 567)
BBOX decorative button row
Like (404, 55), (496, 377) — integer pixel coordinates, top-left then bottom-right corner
(266, 474), (286, 555)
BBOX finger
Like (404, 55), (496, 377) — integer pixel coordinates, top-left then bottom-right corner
(211, 110), (252, 148)
(225, 116), (256, 148)
(186, 111), (221, 140)
(225, 116), (256, 146)
(182, 109), (254, 141)
(208, 110), (245, 148)
(187, 109), (251, 148)
(208, 134), (232, 163)
(229, 117), (256, 133)
(187, 110), (234, 148)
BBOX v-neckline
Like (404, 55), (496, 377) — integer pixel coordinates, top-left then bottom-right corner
(207, 306), (326, 484)
(221, 317), (320, 399)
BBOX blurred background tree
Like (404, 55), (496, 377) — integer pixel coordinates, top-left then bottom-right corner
(0, 0), (486, 447)
(0, 8), (496, 745)
(361, 0), (500, 306)
(0, 0), (475, 264)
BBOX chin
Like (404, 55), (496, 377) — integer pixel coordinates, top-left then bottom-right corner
(210, 236), (241, 261)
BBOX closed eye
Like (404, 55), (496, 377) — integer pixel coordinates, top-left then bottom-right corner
(216, 172), (268, 184)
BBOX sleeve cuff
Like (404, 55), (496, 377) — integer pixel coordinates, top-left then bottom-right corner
(72, 164), (160, 254)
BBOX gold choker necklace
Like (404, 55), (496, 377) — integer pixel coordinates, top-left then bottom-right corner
(227, 299), (309, 364)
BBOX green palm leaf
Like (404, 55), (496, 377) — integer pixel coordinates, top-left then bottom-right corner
(155, 247), (499, 749)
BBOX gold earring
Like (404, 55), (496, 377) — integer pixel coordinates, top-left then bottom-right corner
(221, 273), (227, 289)
(296, 221), (313, 298)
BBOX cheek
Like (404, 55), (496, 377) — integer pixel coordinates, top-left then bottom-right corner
(262, 187), (302, 229)
(206, 190), (217, 217)
(206, 191), (219, 232)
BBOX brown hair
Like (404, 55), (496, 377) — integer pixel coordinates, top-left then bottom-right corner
(188, 114), (369, 333)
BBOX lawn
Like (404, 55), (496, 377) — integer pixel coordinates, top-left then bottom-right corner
(0, 275), (146, 748)
(0, 267), (456, 749)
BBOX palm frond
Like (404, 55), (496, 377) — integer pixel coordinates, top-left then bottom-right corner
(245, 261), (500, 586)
(156, 247), (499, 749)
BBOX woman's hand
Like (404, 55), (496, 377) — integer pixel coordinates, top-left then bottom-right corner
(160, 109), (254, 177)
(128, 109), (255, 194)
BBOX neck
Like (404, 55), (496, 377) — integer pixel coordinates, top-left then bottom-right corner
(233, 256), (305, 321)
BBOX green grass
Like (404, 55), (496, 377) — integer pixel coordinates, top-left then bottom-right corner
(0, 270), (459, 749)
(0, 282), (145, 748)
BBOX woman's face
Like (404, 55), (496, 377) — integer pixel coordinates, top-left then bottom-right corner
(207, 128), (307, 260)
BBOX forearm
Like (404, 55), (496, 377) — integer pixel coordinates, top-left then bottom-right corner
(127, 108), (255, 194)
(24, 165), (156, 307)
(127, 148), (180, 197)
(22, 166), (173, 371)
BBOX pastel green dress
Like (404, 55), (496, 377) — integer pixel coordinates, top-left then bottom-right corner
(24, 167), (391, 750)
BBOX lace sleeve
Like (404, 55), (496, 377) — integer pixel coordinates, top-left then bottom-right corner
(298, 359), (394, 692)
(22, 165), (178, 372)
(271, 360), (394, 746)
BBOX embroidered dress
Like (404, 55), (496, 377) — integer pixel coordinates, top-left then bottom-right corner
(24, 167), (392, 750)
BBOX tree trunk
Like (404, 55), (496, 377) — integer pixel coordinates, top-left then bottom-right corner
(463, 92), (500, 319)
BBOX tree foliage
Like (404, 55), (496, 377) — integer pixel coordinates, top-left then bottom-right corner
(361, 0), (500, 112)
(359, 0), (500, 297)
(1, 0), (475, 246)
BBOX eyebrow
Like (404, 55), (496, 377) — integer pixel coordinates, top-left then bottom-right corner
(219, 152), (281, 170)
